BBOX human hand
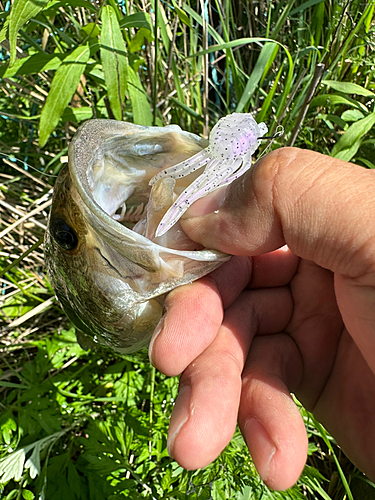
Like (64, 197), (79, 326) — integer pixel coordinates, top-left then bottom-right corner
(148, 147), (375, 490)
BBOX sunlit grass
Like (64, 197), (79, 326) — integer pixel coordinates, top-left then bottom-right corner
(1, 0), (375, 498)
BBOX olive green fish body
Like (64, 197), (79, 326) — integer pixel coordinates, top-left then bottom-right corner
(45, 120), (229, 353)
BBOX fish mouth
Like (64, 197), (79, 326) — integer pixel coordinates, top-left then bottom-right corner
(46, 119), (231, 354)
(68, 119), (229, 270)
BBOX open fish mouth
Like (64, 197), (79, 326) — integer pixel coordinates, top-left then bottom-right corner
(45, 115), (266, 353)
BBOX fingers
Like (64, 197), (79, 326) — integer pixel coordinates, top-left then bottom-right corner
(150, 248), (298, 376)
(149, 279), (224, 377)
(313, 330), (375, 481)
(148, 256), (252, 376)
(166, 292), (251, 470)
(166, 286), (294, 472)
(335, 272), (375, 374)
(181, 146), (375, 374)
(181, 147), (375, 278)
(250, 245), (299, 288)
(239, 334), (307, 490)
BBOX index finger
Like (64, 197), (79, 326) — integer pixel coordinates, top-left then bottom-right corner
(181, 147), (374, 278)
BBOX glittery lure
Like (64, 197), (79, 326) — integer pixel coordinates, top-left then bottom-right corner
(150, 113), (268, 238)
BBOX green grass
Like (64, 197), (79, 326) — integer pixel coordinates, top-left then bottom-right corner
(1, 0), (375, 498)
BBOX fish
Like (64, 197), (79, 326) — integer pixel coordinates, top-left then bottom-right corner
(45, 114), (267, 354)
(152, 113), (268, 237)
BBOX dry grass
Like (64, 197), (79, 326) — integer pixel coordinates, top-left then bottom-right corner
(0, 160), (63, 348)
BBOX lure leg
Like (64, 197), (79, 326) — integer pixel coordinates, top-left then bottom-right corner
(149, 151), (207, 185)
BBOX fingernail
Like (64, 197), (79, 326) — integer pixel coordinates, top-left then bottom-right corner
(167, 384), (191, 459)
(148, 314), (165, 366)
(182, 186), (228, 218)
(244, 418), (276, 483)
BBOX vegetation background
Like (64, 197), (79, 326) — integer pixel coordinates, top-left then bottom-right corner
(1, 0), (375, 498)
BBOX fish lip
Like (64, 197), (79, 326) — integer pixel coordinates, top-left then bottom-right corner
(69, 120), (139, 239)
(68, 119), (229, 263)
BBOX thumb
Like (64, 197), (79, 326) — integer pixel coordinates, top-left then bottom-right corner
(181, 147), (375, 278)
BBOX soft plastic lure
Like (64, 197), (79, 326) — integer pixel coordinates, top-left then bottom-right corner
(150, 113), (268, 237)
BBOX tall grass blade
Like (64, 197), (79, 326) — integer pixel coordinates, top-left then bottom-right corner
(236, 42), (278, 113)
(127, 67), (152, 125)
(101, 5), (128, 121)
(312, 419), (354, 500)
(257, 64), (283, 123)
(39, 44), (90, 146)
(290, 0), (324, 16)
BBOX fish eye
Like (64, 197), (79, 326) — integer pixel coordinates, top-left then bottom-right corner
(50, 218), (78, 250)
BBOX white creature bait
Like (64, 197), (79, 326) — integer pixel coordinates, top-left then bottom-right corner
(150, 113), (268, 237)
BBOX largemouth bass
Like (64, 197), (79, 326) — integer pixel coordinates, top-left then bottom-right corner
(45, 115), (266, 353)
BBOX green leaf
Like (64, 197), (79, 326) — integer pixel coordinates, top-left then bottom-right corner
(0, 449), (26, 482)
(169, 96), (204, 120)
(333, 138), (362, 162)
(341, 109), (365, 122)
(126, 67), (152, 125)
(332, 112), (375, 159)
(257, 63), (283, 122)
(171, 3), (192, 28)
(236, 42), (278, 113)
(50, 0), (98, 12)
(61, 106), (94, 122)
(0, 53), (64, 79)
(22, 490), (35, 500)
(0, 381), (30, 389)
(128, 27), (154, 53)
(310, 94), (366, 110)
(81, 22), (100, 39)
(8, 0), (50, 67)
(100, 5), (128, 121)
(156, 1), (173, 54)
(0, 430), (70, 483)
(0, 413), (17, 445)
(39, 44), (90, 147)
(0, 15), (9, 43)
(119, 12), (152, 31)
(357, 157), (375, 169)
(67, 461), (81, 497)
(190, 36), (294, 125)
(322, 80), (375, 97)
(290, 0), (324, 16)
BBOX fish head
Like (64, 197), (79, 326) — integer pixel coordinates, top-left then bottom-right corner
(45, 162), (164, 352)
(45, 120), (229, 354)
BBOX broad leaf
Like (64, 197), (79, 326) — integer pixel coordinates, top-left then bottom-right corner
(0, 53), (64, 79)
(119, 12), (152, 31)
(333, 138), (362, 162)
(8, 0), (50, 66)
(310, 94), (366, 110)
(128, 27), (153, 53)
(322, 80), (375, 97)
(61, 106), (94, 122)
(332, 112), (375, 160)
(341, 109), (365, 122)
(100, 5), (128, 121)
(127, 67), (152, 125)
(0, 430), (69, 483)
(39, 44), (90, 147)
(0, 15), (9, 43)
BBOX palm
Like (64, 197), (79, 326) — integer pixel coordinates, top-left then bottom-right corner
(151, 251), (375, 488)
(149, 147), (375, 489)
